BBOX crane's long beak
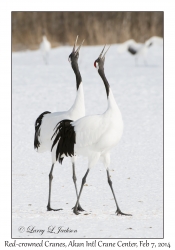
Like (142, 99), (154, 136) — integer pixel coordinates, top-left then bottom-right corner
(102, 45), (111, 59)
(73, 35), (79, 52)
(99, 44), (111, 59)
(99, 44), (106, 58)
(75, 39), (85, 54)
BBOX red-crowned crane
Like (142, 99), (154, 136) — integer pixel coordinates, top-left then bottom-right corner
(40, 30), (51, 64)
(51, 45), (132, 216)
(34, 36), (85, 212)
(118, 36), (163, 65)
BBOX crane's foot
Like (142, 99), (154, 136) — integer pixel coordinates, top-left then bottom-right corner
(47, 205), (63, 211)
(116, 208), (132, 216)
(72, 204), (84, 212)
(73, 207), (80, 215)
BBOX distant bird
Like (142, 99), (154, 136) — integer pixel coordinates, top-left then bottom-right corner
(51, 45), (132, 216)
(118, 36), (163, 65)
(117, 39), (138, 54)
(144, 36), (163, 47)
(40, 31), (51, 64)
(34, 36), (85, 211)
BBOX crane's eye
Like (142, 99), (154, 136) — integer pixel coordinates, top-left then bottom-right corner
(94, 61), (98, 67)
(94, 61), (99, 69)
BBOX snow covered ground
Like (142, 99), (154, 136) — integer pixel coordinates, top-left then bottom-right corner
(12, 43), (163, 238)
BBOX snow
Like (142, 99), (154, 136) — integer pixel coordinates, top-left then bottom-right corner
(12, 44), (163, 238)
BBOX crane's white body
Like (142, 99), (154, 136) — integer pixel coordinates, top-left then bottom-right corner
(54, 85), (123, 173)
(37, 84), (85, 161)
(135, 36), (163, 63)
(145, 36), (163, 47)
(40, 35), (51, 64)
(72, 89), (123, 166)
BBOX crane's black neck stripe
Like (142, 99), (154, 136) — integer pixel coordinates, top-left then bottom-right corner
(51, 119), (75, 164)
(72, 62), (82, 90)
(98, 69), (110, 98)
(34, 111), (51, 149)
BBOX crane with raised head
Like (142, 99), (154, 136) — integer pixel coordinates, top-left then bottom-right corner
(34, 36), (85, 212)
(51, 45), (132, 216)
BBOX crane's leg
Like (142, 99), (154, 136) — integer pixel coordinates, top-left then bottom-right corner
(73, 153), (100, 215)
(46, 52), (49, 65)
(73, 169), (89, 215)
(47, 164), (62, 211)
(103, 153), (132, 216)
(72, 162), (84, 211)
(106, 170), (131, 216)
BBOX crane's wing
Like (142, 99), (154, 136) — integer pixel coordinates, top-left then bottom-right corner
(73, 114), (109, 148)
(51, 114), (110, 163)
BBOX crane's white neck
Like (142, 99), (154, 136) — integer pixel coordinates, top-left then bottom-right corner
(69, 83), (85, 119)
(107, 88), (120, 111)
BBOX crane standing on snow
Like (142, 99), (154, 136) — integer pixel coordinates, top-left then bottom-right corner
(118, 36), (163, 65)
(34, 36), (85, 212)
(51, 45), (132, 216)
(40, 31), (51, 64)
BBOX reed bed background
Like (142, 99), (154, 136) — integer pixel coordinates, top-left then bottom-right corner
(12, 11), (163, 51)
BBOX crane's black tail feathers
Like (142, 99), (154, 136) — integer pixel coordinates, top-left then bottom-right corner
(128, 46), (137, 55)
(51, 119), (76, 164)
(34, 111), (51, 149)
